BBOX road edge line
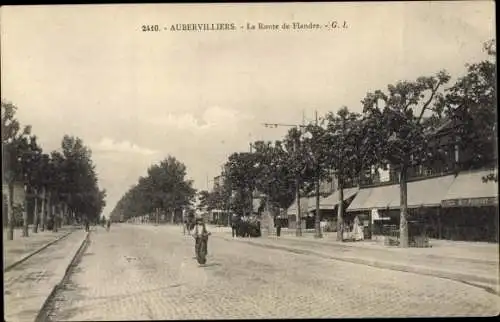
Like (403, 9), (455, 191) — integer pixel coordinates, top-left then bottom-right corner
(34, 230), (90, 322)
(4, 229), (76, 272)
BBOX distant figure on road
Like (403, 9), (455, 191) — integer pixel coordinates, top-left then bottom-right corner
(84, 219), (90, 232)
(106, 219), (111, 231)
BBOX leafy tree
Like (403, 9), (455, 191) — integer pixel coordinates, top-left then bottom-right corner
(251, 140), (296, 216)
(110, 156), (196, 223)
(225, 152), (261, 216)
(44, 136), (106, 229)
(1, 101), (35, 240)
(300, 121), (333, 238)
(361, 71), (451, 247)
(323, 107), (375, 241)
(443, 40), (497, 177)
(31, 153), (52, 232)
(281, 127), (319, 236)
(20, 135), (43, 235)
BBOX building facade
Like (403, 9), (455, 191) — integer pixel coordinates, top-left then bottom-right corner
(346, 118), (498, 242)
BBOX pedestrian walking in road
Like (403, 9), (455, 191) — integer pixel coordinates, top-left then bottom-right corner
(201, 223), (211, 256)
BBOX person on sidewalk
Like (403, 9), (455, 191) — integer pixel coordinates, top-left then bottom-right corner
(275, 215), (282, 237)
(231, 214), (238, 238)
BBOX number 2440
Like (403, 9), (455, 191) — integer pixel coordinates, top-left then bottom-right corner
(142, 25), (160, 32)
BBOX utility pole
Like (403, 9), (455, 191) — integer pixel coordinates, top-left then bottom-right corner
(262, 121), (308, 237)
(337, 116), (346, 242)
(314, 110), (323, 238)
(222, 165), (232, 227)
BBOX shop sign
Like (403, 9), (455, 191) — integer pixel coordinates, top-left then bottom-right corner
(441, 197), (498, 207)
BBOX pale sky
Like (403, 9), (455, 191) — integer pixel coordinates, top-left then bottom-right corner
(1, 2), (495, 217)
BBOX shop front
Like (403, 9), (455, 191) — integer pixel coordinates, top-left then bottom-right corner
(440, 169), (498, 242)
(347, 174), (455, 243)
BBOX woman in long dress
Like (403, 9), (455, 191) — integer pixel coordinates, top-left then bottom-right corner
(352, 216), (364, 241)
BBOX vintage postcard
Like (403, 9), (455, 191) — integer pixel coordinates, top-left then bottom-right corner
(1, 2), (498, 321)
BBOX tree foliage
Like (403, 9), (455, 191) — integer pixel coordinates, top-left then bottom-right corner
(360, 71), (451, 247)
(110, 156), (196, 220)
(1, 100), (106, 238)
(251, 140), (296, 211)
(443, 40), (496, 171)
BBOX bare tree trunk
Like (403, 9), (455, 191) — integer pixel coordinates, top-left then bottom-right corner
(6, 182), (14, 240)
(336, 183), (344, 241)
(399, 166), (409, 248)
(47, 191), (52, 230)
(60, 205), (64, 227)
(22, 185), (29, 237)
(40, 187), (46, 232)
(33, 190), (39, 233)
(314, 175), (322, 238)
(59, 203), (65, 228)
(52, 204), (58, 232)
(227, 196), (231, 227)
(295, 178), (302, 237)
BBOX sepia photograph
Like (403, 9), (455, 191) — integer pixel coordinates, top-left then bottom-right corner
(1, 2), (498, 320)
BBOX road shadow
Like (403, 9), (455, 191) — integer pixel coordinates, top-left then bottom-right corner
(199, 262), (221, 268)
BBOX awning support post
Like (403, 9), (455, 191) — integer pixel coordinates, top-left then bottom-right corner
(437, 207), (442, 240)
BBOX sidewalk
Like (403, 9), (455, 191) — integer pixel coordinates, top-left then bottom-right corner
(208, 225), (499, 294)
(3, 229), (88, 322)
(3, 225), (78, 270)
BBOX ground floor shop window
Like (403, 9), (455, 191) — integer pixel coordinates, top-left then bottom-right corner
(440, 206), (497, 242)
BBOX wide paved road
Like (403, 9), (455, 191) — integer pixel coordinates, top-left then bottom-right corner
(47, 224), (499, 320)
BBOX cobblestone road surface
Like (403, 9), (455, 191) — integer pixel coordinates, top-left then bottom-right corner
(48, 224), (499, 320)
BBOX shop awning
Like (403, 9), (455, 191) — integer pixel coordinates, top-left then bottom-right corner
(309, 187), (359, 211)
(286, 196), (310, 216)
(389, 174), (456, 209)
(441, 169), (498, 207)
(347, 188), (373, 212)
(347, 184), (399, 212)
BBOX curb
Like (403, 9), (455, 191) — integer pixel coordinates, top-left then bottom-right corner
(216, 231), (499, 265)
(35, 230), (90, 322)
(217, 235), (499, 295)
(4, 230), (75, 272)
